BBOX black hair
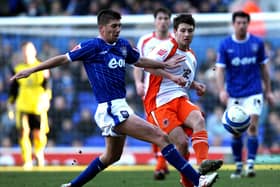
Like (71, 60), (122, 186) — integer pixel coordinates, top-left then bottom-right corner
(232, 11), (250, 23)
(153, 7), (171, 19)
(97, 9), (121, 26)
(173, 14), (195, 30)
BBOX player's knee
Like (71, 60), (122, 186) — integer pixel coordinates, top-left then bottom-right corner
(175, 140), (189, 154)
(193, 115), (205, 131)
(153, 130), (170, 149)
(248, 124), (257, 135)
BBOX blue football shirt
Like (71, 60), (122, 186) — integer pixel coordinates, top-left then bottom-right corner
(216, 34), (268, 97)
(67, 37), (140, 103)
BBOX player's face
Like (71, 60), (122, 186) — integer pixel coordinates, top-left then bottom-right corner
(233, 17), (249, 39)
(174, 23), (194, 50)
(23, 42), (37, 64)
(99, 19), (121, 44)
(154, 12), (170, 33)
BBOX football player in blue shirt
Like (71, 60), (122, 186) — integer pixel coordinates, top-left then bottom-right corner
(216, 11), (275, 179)
(11, 9), (221, 187)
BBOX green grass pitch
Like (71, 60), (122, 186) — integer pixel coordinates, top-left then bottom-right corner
(0, 165), (279, 187)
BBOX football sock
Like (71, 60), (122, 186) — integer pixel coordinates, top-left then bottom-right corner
(152, 143), (160, 155)
(247, 136), (258, 161)
(161, 144), (199, 186)
(191, 130), (209, 164)
(246, 159), (254, 169)
(70, 157), (106, 187)
(180, 153), (193, 187)
(155, 155), (167, 171)
(33, 134), (47, 166)
(33, 133), (47, 156)
(231, 136), (243, 162)
(236, 161), (243, 171)
(19, 136), (32, 164)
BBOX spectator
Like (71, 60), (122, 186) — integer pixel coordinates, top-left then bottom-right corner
(56, 118), (78, 146)
(48, 95), (73, 141)
(75, 108), (97, 140)
(263, 110), (280, 152)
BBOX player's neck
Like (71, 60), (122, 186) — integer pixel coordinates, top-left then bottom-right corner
(235, 33), (247, 41)
(178, 44), (189, 51)
(25, 56), (37, 64)
(98, 35), (116, 44)
(155, 31), (169, 40)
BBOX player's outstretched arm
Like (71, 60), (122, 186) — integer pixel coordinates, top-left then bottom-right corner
(261, 63), (275, 106)
(215, 66), (228, 104)
(10, 54), (70, 81)
(135, 55), (184, 69)
(146, 68), (186, 87)
(133, 67), (145, 97)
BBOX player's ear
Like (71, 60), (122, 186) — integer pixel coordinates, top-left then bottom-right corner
(98, 25), (104, 33)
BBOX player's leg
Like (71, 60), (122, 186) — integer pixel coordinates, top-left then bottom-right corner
(147, 117), (168, 180)
(64, 136), (126, 187)
(62, 99), (129, 187)
(115, 114), (218, 186)
(148, 99), (194, 186)
(169, 127), (193, 187)
(230, 134), (244, 178)
(180, 99), (223, 175)
(152, 143), (169, 180)
(183, 110), (208, 165)
(32, 129), (47, 166)
(244, 94), (263, 178)
(245, 114), (259, 177)
(32, 113), (48, 167)
(184, 111), (223, 174)
(227, 98), (244, 178)
(17, 112), (33, 170)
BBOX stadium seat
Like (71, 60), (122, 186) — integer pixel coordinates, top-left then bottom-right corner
(84, 136), (105, 147)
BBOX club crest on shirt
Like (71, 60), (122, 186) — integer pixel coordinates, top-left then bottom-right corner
(157, 49), (168, 56)
(121, 47), (127, 57)
(162, 118), (169, 127)
(70, 44), (81, 52)
(251, 43), (258, 52)
(120, 110), (129, 119)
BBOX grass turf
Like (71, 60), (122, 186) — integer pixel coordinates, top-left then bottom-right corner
(0, 165), (279, 187)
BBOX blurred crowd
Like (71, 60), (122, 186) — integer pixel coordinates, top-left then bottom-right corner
(0, 0), (232, 16)
(1, 0), (280, 17)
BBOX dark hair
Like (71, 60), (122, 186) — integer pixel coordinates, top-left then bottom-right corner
(232, 11), (250, 23)
(97, 9), (121, 26)
(173, 14), (195, 30)
(153, 7), (171, 19)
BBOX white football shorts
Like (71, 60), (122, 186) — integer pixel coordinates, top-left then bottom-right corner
(227, 93), (263, 115)
(94, 98), (134, 137)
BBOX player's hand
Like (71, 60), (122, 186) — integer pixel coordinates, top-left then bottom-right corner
(266, 91), (275, 106)
(10, 69), (33, 81)
(164, 54), (185, 69)
(191, 81), (206, 96)
(7, 103), (15, 120)
(170, 75), (187, 87)
(219, 90), (228, 105)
